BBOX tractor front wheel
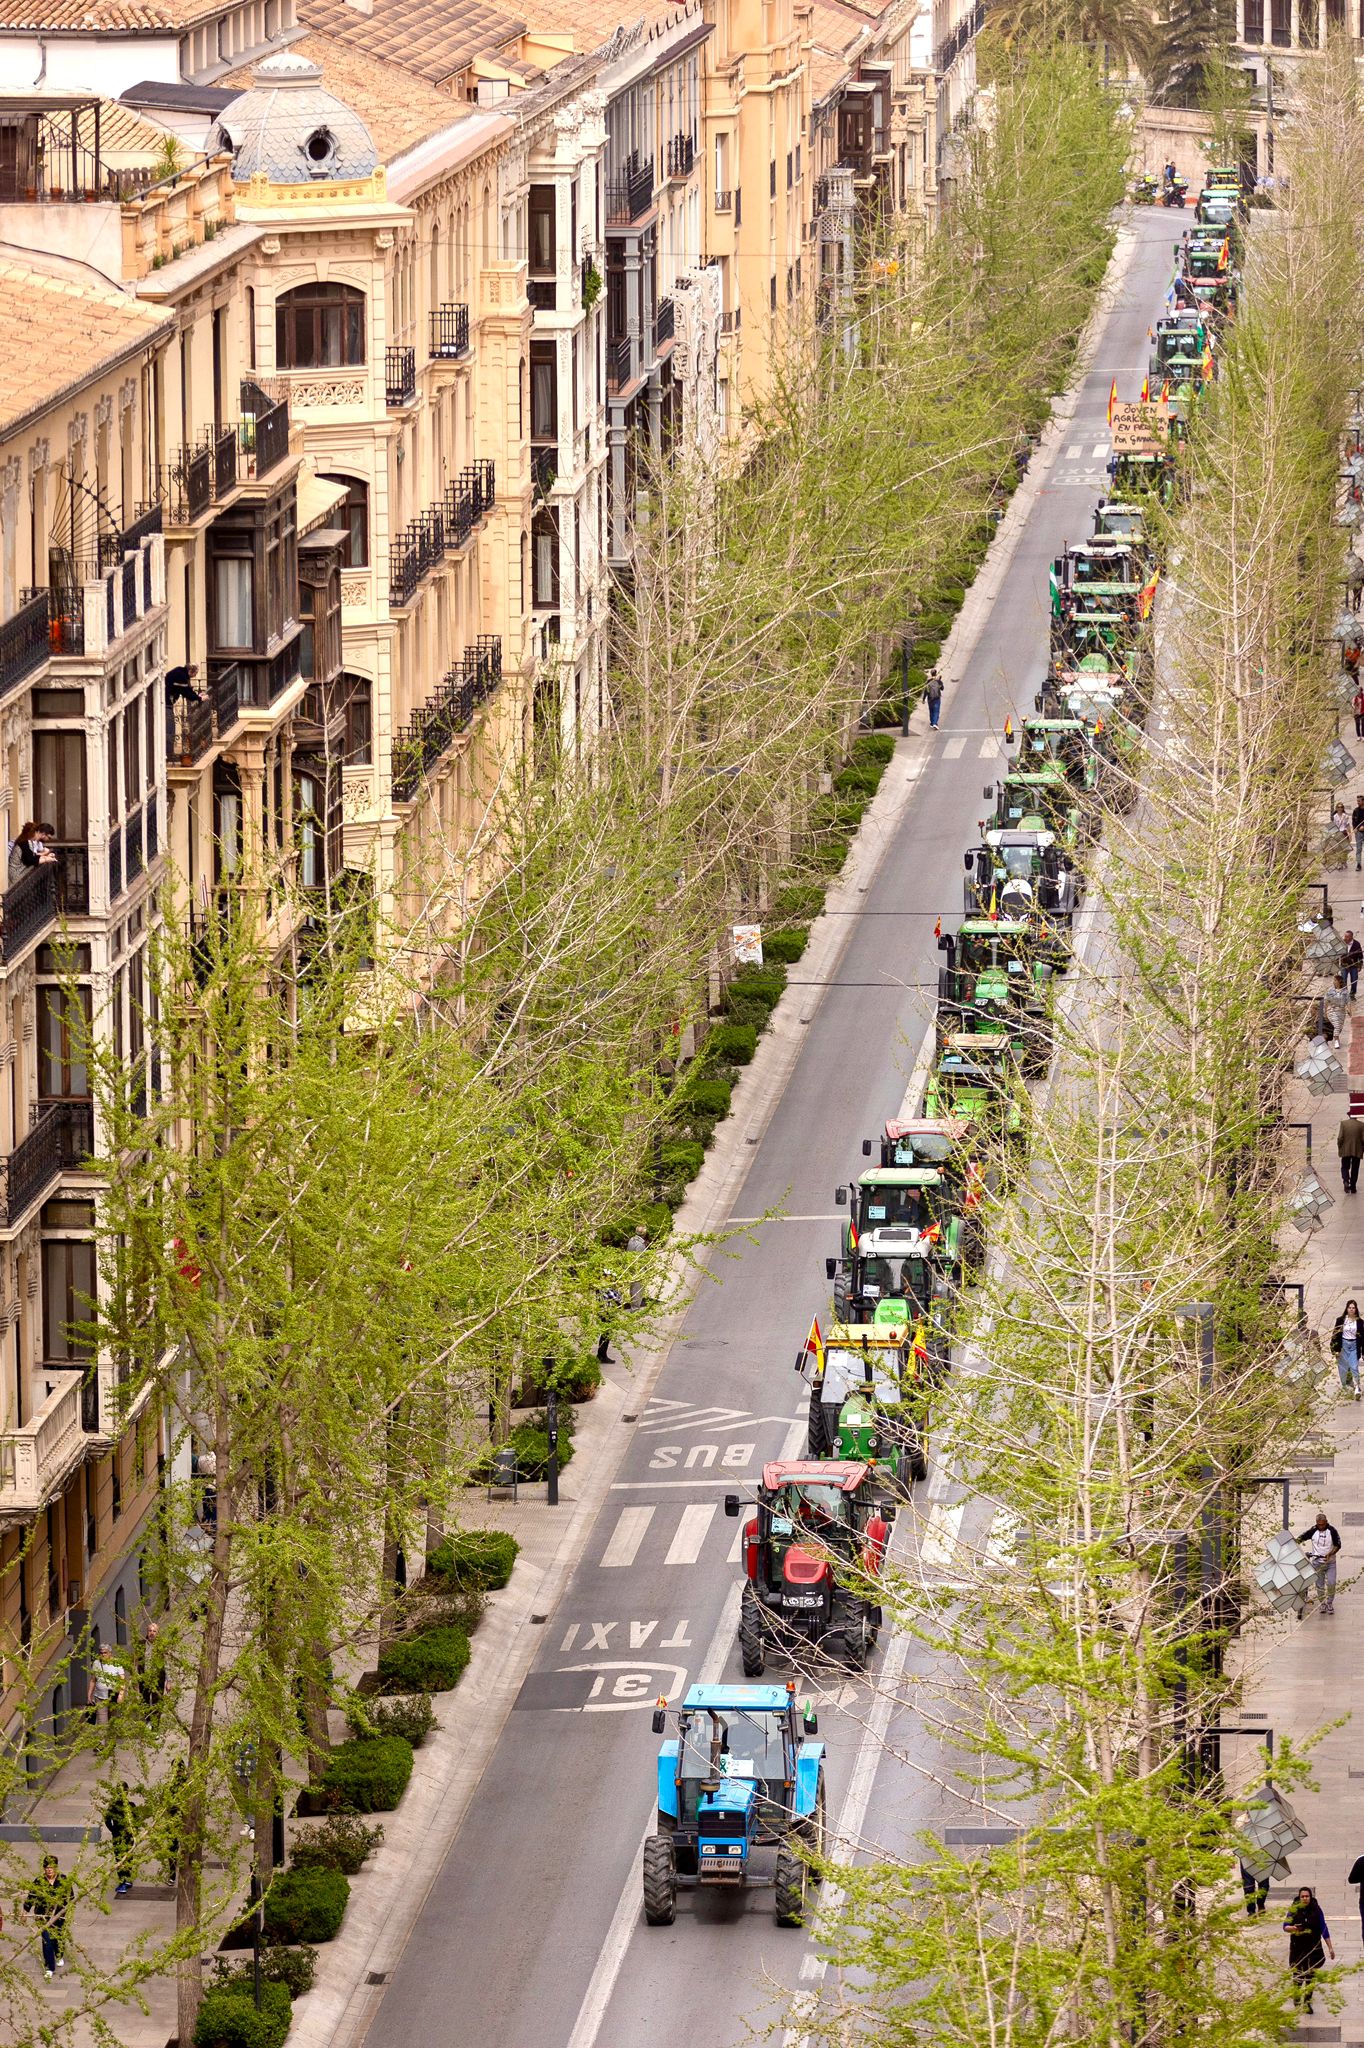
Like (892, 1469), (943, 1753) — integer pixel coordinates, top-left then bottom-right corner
(740, 1583), (767, 1677)
(807, 1386), (829, 1457)
(643, 1833), (678, 1926)
(774, 1842), (809, 1927)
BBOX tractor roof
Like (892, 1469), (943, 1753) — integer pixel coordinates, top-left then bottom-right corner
(986, 827), (1055, 847)
(683, 1684), (793, 1713)
(884, 1116), (971, 1142)
(960, 917), (1031, 935)
(942, 1030), (1009, 1050)
(1005, 765), (1068, 784)
(762, 1459), (871, 1491)
(1023, 716), (1086, 732)
(858, 1166), (942, 1186)
(826, 1323), (907, 1345)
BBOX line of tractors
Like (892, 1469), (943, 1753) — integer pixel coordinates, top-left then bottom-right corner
(641, 172), (1245, 1931)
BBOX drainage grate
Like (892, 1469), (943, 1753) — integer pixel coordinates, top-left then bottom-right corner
(366, 1971), (388, 1986)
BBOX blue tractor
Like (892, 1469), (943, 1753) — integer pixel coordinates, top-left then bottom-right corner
(644, 1682), (827, 1927)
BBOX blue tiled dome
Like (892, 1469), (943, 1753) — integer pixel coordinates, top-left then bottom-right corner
(210, 49), (378, 183)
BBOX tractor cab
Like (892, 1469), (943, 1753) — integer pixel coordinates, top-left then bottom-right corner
(1050, 541), (1146, 626)
(925, 1030), (1025, 1143)
(645, 1682), (827, 1927)
(962, 828), (1078, 931)
(830, 1165), (959, 1316)
(1150, 314), (1209, 379)
(794, 1321), (930, 1484)
(1092, 497), (1149, 547)
(1010, 713), (1100, 795)
(985, 764), (1081, 848)
(937, 918), (1053, 1077)
(725, 1461), (891, 1675)
(1194, 191), (1241, 248)
(1050, 601), (1137, 668)
(864, 1115), (971, 1171)
(1109, 446), (1177, 506)
(1182, 233), (1230, 281)
(1205, 164), (1246, 199)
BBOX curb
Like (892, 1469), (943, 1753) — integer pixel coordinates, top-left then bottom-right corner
(288, 217), (1146, 2048)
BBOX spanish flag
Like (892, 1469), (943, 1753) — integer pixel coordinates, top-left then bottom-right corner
(1160, 379), (1171, 404)
(1201, 342), (1214, 380)
(912, 1320), (929, 1369)
(1004, 715), (1014, 742)
(1137, 566), (1161, 619)
(933, 914), (942, 939)
(921, 1221), (942, 1246)
(805, 1316), (824, 1369)
(1219, 236), (1230, 269)
(847, 1213), (859, 1252)
(1107, 379), (1118, 425)
(1140, 374), (1149, 402)
(988, 886), (999, 921)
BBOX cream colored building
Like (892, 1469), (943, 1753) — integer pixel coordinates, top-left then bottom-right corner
(0, 249), (172, 1753)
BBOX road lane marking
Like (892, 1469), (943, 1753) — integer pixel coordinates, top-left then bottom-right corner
(665, 1502), (717, 1565)
(942, 735), (966, 758)
(896, 1018), (939, 1124)
(1091, 442), (1109, 459)
(978, 735), (1000, 758)
(1064, 444), (1082, 458)
(600, 1506), (654, 1568)
(917, 1500), (965, 1569)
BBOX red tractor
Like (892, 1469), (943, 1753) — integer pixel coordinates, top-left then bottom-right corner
(725, 1461), (893, 1674)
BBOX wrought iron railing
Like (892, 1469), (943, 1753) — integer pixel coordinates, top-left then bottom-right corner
(389, 505), (446, 609)
(666, 133), (696, 181)
(429, 303), (471, 359)
(385, 344), (417, 408)
(714, 188), (733, 212)
(165, 443), (212, 524)
(443, 460), (496, 550)
(529, 279), (557, 311)
(605, 156), (655, 225)
(655, 297), (675, 348)
(210, 422), (238, 498)
(240, 381), (290, 478)
(0, 591), (50, 700)
(1, 1101), (93, 1228)
(391, 637), (503, 803)
(607, 334), (634, 390)
(0, 862), (57, 961)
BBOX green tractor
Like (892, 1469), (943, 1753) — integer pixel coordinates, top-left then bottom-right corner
(1091, 496), (1150, 549)
(962, 825), (1079, 932)
(984, 762), (1085, 851)
(936, 919), (1053, 1079)
(829, 1165), (962, 1320)
(797, 1320), (932, 1484)
(924, 1030), (1026, 1147)
(1150, 310), (1211, 383)
(1010, 712), (1101, 797)
(1109, 444), (1178, 507)
(1049, 539), (1148, 628)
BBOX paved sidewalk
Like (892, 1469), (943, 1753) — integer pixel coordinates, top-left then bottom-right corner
(1226, 868), (1364, 2047)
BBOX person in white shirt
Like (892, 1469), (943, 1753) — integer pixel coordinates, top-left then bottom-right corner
(1297, 1512), (1342, 1616)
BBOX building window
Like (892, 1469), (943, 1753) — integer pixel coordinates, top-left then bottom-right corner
(213, 554), (254, 651)
(264, 498), (297, 643)
(770, 274), (777, 311)
(39, 985), (91, 1100)
(42, 1236), (96, 1360)
(530, 342), (558, 441)
(114, 1585), (128, 1646)
(318, 475), (368, 568)
(214, 768), (242, 883)
(786, 151), (793, 189)
(529, 184), (556, 272)
(334, 673), (372, 766)
(33, 730), (87, 849)
(295, 768), (323, 888)
(275, 283), (366, 369)
(532, 508), (560, 607)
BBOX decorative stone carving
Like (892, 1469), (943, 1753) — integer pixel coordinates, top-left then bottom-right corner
(280, 372), (366, 406)
(67, 414), (88, 450)
(262, 235), (281, 255)
(342, 774), (373, 819)
(341, 575), (371, 608)
(28, 438), (48, 479)
(119, 378), (136, 412)
(375, 231), (394, 251)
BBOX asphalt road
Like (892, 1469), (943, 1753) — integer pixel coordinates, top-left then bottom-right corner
(367, 209), (1180, 2048)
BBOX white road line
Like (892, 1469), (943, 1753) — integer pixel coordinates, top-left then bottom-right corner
(599, 1505), (654, 1568)
(978, 734), (1000, 758)
(942, 735), (967, 759)
(727, 1213), (843, 1225)
(665, 1502), (717, 1565)
(564, 1409), (808, 2048)
(896, 1018), (940, 1126)
(728, 1518), (748, 1564)
(1064, 444), (1083, 458)
(1091, 442), (1109, 459)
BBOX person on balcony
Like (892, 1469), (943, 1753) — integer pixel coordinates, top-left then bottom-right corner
(165, 661), (202, 704)
(7, 820), (55, 885)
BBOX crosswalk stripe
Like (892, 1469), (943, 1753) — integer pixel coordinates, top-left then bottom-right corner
(1065, 445), (1083, 459)
(600, 1505), (654, 1568)
(978, 735), (1000, 758)
(943, 735), (966, 759)
(1091, 442), (1109, 460)
(917, 1500), (965, 1569)
(665, 1502), (716, 1565)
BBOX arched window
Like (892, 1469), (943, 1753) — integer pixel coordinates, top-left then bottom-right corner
(318, 474), (369, 568)
(276, 283), (366, 370)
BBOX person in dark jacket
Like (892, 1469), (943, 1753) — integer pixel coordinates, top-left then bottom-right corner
(24, 1856), (73, 1978)
(1344, 929), (1364, 999)
(1349, 1850), (1364, 1941)
(102, 1780), (138, 1896)
(1284, 1886), (1332, 2011)
(1339, 1115), (1364, 1194)
(924, 671), (943, 730)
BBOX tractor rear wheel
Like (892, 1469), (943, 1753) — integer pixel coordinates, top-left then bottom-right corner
(774, 1842), (809, 1927)
(643, 1833), (678, 1926)
(807, 1387), (829, 1457)
(740, 1583), (766, 1677)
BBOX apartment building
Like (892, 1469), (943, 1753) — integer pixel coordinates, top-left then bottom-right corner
(0, 0), (300, 96)
(0, 247), (173, 1753)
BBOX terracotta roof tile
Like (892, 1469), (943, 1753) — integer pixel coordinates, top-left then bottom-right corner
(521, 0), (692, 50)
(0, 0), (220, 27)
(221, 32), (478, 162)
(296, 0), (525, 84)
(0, 255), (170, 435)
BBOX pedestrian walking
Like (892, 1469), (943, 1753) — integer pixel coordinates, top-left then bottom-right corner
(924, 671), (943, 730)
(86, 1641), (125, 1727)
(596, 1274), (621, 1365)
(134, 1619), (166, 1720)
(102, 1780), (138, 1896)
(1337, 1109), (1364, 1193)
(24, 1856), (72, 1980)
(1344, 928), (1363, 998)
(1353, 679), (1364, 735)
(1353, 797), (1364, 869)
(1298, 1508), (1343, 1606)
(1326, 975), (1350, 1043)
(1284, 1886), (1333, 2012)
(1239, 1861), (1270, 1917)
(1332, 802), (1350, 844)
(627, 1227), (648, 1312)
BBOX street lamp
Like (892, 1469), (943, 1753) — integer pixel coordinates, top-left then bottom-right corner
(1324, 736), (1357, 785)
(1235, 1781), (1307, 1881)
(1286, 1166), (1334, 1230)
(1253, 1527), (1314, 1613)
